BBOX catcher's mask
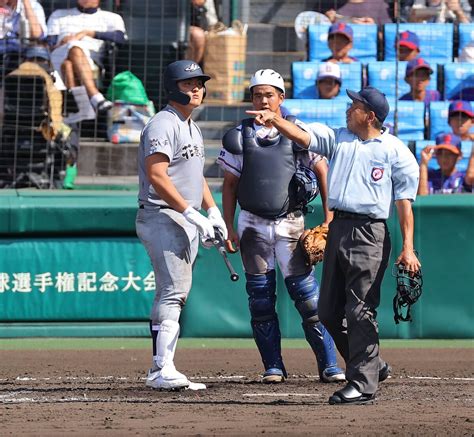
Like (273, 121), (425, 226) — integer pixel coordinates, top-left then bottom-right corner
(392, 262), (423, 324)
(291, 166), (320, 211)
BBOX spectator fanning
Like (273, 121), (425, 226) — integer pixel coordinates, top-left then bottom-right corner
(400, 58), (440, 105)
(322, 23), (357, 64)
(448, 100), (474, 141)
(326, 0), (392, 25)
(418, 133), (470, 194)
(315, 62), (342, 99)
(47, 0), (127, 114)
(0, 0), (47, 73)
(397, 30), (420, 61)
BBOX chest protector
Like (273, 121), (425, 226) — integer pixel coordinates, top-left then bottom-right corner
(223, 116), (299, 219)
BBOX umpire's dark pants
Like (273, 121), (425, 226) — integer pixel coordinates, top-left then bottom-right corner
(319, 212), (391, 395)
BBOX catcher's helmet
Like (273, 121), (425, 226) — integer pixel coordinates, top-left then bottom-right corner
(249, 69), (285, 94)
(292, 166), (320, 208)
(392, 262), (423, 324)
(163, 60), (211, 105)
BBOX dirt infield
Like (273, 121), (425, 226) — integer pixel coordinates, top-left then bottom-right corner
(0, 347), (473, 436)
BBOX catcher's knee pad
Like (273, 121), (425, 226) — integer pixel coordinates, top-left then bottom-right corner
(285, 272), (320, 325)
(246, 271), (277, 321)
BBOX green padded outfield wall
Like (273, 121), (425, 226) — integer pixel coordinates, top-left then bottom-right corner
(0, 190), (472, 338)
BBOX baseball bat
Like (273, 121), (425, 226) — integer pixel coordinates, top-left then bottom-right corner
(210, 228), (240, 282)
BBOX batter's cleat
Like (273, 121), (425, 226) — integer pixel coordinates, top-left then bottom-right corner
(145, 366), (190, 391)
(262, 368), (285, 384)
(321, 366), (346, 383)
(379, 363), (392, 382)
(328, 382), (375, 405)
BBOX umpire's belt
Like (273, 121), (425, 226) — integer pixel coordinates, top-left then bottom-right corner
(334, 209), (384, 222)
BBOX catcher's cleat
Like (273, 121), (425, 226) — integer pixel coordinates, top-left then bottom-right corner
(379, 363), (392, 382)
(145, 366), (190, 390)
(328, 382), (375, 405)
(262, 368), (286, 384)
(321, 366), (346, 383)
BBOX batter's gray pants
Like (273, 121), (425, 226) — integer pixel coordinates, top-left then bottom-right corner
(318, 215), (391, 395)
(136, 207), (199, 324)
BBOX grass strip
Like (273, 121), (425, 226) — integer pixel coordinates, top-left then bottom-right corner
(0, 338), (472, 351)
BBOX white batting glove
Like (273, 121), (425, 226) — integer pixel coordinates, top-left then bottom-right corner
(207, 206), (228, 240)
(183, 206), (215, 240)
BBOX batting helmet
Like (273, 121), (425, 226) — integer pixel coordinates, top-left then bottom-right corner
(163, 60), (211, 105)
(249, 69), (285, 94)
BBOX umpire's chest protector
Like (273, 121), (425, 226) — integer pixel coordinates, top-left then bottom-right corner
(223, 117), (297, 219)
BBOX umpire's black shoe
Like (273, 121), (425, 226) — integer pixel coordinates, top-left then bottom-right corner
(379, 363), (392, 382)
(328, 382), (375, 405)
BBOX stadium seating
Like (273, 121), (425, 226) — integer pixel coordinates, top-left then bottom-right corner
(384, 100), (425, 140)
(283, 99), (348, 128)
(415, 140), (472, 171)
(308, 24), (377, 63)
(291, 61), (361, 99)
(444, 63), (474, 101)
(384, 23), (454, 64)
(367, 61), (438, 99)
(458, 24), (474, 58)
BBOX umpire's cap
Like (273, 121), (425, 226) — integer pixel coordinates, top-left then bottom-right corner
(163, 60), (211, 105)
(347, 86), (390, 122)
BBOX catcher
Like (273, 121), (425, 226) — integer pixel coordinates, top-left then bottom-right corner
(218, 69), (344, 384)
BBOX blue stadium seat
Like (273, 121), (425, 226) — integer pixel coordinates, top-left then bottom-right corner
(283, 99), (348, 128)
(384, 100), (425, 141)
(429, 101), (474, 139)
(444, 63), (474, 101)
(308, 24), (377, 63)
(367, 61), (438, 99)
(415, 140), (472, 171)
(291, 61), (361, 99)
(384, 23), (454, 64)
(458, 24), (474, 58)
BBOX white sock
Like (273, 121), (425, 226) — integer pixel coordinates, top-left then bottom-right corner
(90, 93), (105, 109)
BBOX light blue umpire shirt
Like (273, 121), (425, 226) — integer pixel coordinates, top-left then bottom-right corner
(306, 123), (419, 219)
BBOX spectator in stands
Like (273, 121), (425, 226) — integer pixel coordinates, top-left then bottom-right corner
(315, 62), (342, 99)
(418, 133), (470, 194)
(448, 100), (474, 141)
(186, 0), (218, 65)
(47, 0), (127, 114)
(0, 0), (47, 73)
(464, 146), (474, 187)
(400, 58), (440, 105)
(325, 0), (392, 25)
(409, 0), (471, 23)
(322, 23), (357, 64)
(397, 30), (420, 61)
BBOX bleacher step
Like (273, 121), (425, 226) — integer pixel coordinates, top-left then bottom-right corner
(247, 23), (305, 53)
(246, 51), (306, 78)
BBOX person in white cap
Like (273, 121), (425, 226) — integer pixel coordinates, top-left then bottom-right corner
(217, 69), (345, 385)
(316, 62), (342, 99)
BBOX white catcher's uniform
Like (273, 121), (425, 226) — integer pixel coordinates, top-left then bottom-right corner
(217, 122), (323, 278)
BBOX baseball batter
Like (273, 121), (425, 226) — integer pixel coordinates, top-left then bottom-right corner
(136, 60), (227, 391)
(218, 69), (345, 384)
(248, 86), (421, 404)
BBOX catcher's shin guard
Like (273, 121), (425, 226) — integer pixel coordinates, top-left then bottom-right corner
(246, 271), (286, 376)
(285, 272), (339, 377)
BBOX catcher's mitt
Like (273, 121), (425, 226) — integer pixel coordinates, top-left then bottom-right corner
(299, 224), (328, 266)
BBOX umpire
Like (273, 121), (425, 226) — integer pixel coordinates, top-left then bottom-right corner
(247, 87), (421, 404)
(136, 60), (227, 391)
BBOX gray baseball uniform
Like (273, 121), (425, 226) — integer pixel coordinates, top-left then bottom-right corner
(136, 104), (205, 324)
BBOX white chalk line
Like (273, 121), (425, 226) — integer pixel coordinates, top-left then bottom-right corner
(1, 374), (473, 383)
